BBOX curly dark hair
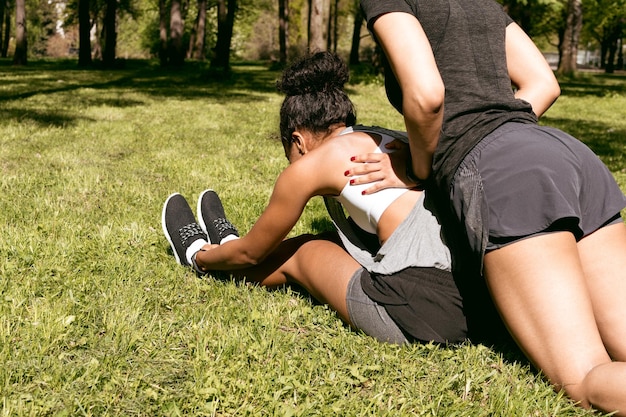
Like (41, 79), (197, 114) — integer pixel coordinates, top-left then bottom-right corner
(276, 51), (357, 145)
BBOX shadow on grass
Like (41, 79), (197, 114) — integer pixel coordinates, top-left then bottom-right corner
(2, 59), (624, 168)
(557, 71), (626, 97)
(0, 59), (282, 127)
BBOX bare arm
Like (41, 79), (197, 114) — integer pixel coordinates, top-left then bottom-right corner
(345, 12), (443, 193)
(195, 165), (318, 270)
(372, 12), (444, 182)
(506, 22), (560, 117)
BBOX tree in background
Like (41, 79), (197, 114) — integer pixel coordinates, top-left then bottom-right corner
(0, 0), (6, 57)
(278, 0), (287, 65)
(349, 0), (362, 65)
(78, 0), (92, 65)
(210, 0), (236, 70)
(13, 0), (26, 64)
(168, 0), (184, 66)
(2, 0), (9, 57)
(500, 0), (563, 40)
(584, 0), (626, 72)
(59, 0), (139, 66)
(101, 0), (117, 66)
(158, 0), (167, 65)
(606, 16), (624, 72)
(558, 0), (582, 74)
(327, 0), (337, 51)
(8, 0), (623, 76)
(308, 0), (325, 51)
(187, 0), (207, 59)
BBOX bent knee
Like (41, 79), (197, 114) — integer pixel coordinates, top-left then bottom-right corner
(563, 361), (618, 410)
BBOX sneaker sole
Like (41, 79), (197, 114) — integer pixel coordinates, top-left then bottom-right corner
(162, 192), (184, 265)
(196, 188), (215, 240)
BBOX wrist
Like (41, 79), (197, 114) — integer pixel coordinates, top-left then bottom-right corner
(405, 158), (426, 189)
(191, 248), (208, 275)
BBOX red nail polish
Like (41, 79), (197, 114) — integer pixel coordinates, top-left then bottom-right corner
(350, 156), (356, 161)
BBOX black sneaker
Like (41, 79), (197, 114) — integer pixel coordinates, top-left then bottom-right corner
(197, 189), (239, 244)
(162, 193), (208, 266)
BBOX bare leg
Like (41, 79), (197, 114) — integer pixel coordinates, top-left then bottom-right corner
(483, 230), (626, 415)
(223, 234), (360, 324)
(577, 222), (626, 361)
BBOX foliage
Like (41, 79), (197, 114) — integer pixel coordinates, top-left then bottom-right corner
(11, 0), (366, 64)
(583, 0), (626, 43)
(497, 0), (564, 42)
(0, 59), (624, 416)
(581, 0), (626, 69)
(25, 0), (58, 57)
(3, 0), (624, 69)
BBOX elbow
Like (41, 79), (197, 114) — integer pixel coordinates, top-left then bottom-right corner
(404, 85), (445, 118)
(544, 71), (561, 103)
(425, 94), (445, 115)
(424, 82), (445, 114)
(539, 76), (561, 115)
(543, 72), (561, 103)
(238, 249), (266, 267)
(550, 81), (561, 103)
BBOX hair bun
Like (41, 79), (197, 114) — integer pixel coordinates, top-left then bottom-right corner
(277, 51), (349, 96)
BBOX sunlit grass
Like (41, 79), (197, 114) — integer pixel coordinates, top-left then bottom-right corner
(1, 59), (623, 415)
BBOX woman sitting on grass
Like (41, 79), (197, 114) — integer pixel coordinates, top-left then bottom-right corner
(162, 52), (498, 345)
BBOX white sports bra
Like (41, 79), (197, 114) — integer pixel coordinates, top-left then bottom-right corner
(332, 128), (409, 234)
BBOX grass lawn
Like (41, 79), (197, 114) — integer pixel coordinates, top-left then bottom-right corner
(1, 58), (625, 416)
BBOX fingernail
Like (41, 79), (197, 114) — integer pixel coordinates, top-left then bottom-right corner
(350, 156), (356, 161)
(344, 170), (350, 176)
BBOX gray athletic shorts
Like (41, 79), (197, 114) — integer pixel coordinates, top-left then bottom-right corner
(452, 122), (626, 254)
(345, 269), (409, 345)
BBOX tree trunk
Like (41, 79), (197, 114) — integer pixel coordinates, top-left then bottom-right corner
(102, 0), (117, 67)
(326, 0), (337, 52)
(169, 0), (185, 66)
(557, 0), (582, 75)
(13, 0), (26, 65)
(600, 36), (608, 69)
(606, 39), (617, 73)
(2, 6), (9, 57)
(604, 17), (623, 73)
(211, 0), (236, 71)
(349, 3), (362, 65)
(308, 0), (325, 52)
(0, 0), (5, 55)
(618, 37), (624, 70)
(158, 0), (168, 66)
(2, 0), (10, 58)
(278, 0), (288, 66)
(187, 0), (207, 60)
(333, 0), (338, 52)
(92, 22), (102, 60)
(78, 0), (92, 66)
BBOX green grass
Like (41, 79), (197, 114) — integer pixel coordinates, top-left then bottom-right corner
(1, 58), (625, 416)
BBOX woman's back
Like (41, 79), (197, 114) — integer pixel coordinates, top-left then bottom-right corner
(296, 128), (422, 244)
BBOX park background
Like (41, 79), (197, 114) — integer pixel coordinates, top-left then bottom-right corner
(1, 0), (625, 73)
(2, 0), (626, 415)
